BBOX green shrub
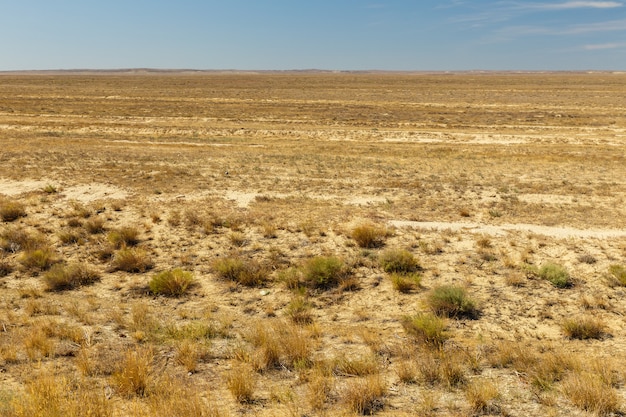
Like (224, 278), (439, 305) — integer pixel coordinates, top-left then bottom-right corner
(149, 269), (194, 297)
(538, 263), (572, 288)
(0, 201), (26, 222)
(607, 264), (626, 287)
(401, 313), (448, 348)
(389, 272), (422, 293)
(351, 223), (387, 248)
(427, 285), (479, 319)
(302, 256), (350, 290)
(110, 248), (153, 273)
(213, 256), (267, 287)
(562, 316), (607, 340)
(44, 263), (100, 291)
(379, 249), (420, 274)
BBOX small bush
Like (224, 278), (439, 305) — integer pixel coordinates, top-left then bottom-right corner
(84, 217), (106, 234)
(302, 256), (350, 290)
(379, 249), (420, 274)
(213, 256), (268, 287)
(44, 263), (100, 291)
(149, 269), (194, 297)
(110, 248), (153, 273)
(607, 264), (626, 287)
(111, 348), (154, 398)
(351, 223), (387, 248)
(286, 295), (313, 324)
(465, 379), (500, 415)
(401, 313), (449, 348)
(562, 316), (607, 340)
(538, 262), (572, 288)
(108, 226), (140, 248)
(19, 248), (58, 272)
(333, 354), (380, 377)
(342, 376), (386, 415)
(1, 227), (44, 252)
(0, 201), (26, 222)
(42, 184), (58, 194)
(0, 258), (13, 277)
(427, 285), (480, 319)
(562, 372), (621, 416)
(389, 272), (421, 293)
(227, 364), (256, 403)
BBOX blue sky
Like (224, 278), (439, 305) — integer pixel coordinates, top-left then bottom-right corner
(1, 1), (625, 71)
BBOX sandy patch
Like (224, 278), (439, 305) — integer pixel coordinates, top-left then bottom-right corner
(517, 194), (577, 205)
(0, 179), (50, 196)
(390, 219), (626, 239)
(60, 184), (129, 203)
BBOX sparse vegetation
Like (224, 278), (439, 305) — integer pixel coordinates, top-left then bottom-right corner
(0, 73), (625, 417)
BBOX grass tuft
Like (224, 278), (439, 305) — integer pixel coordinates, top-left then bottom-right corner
(379, 249), (420, 274)
(19, 247), (58, 272)
(562, 372), (621, 416)
(342, 376), (386, 415)
(607, 264), (626, 287)
(389, 272), (422, 293)
(401, 313), (449, 348)
(562, 316), (607, 340)
(537, 262), (572, 288)
(43, 263), (100, 291)
(149, 268), (195, 297)
(0, 201), (26, 222)
(213, 255), (268, 287)
(110, 248), (153, 272)
(302, 256), (351, 290)
(427, 285), (480, 319)
(351, 223), (387, 248)
(108, 226), (140, 248)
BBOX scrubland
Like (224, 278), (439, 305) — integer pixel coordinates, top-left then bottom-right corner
(0, 71), (625, 416)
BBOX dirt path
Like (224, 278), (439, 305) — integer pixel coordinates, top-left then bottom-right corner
(389, 220), (626, 239)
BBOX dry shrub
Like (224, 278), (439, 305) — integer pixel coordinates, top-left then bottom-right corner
(427, 285), (480, 319)
(307, 366), (334, 410)
(401, 313), (448, 348)
(562, 316), (607, 340)
(416, 349), (467, 388)
(379, 248), (420, 274)
(84, 216), (106, 234)
(465, 379), (501, 415)
(396, 360), (419, 384)
(175, 340), (207, 373)
(351, 223), (387, 248)
(111, 347), (155, 398)
(108, 226), (140, 248)
(110, 248), (153, 272)
(227, 363), (256, 403)
(0, 257), (13, 277)
(285, 294), (313, 324)
(149, 268), (194, 297)
(245, 321), (313, 371)
(23, 328), (55, 360)
(19, 247), (58, 272)
(146, 374), (223, 417)
(212, 255), (268, 287)
(342, 375), (386, 415)
(58, 229), (85, 245)
(562, 372), (621, 416)
(43, 263), (100, 291)
(0, 201), (26, 222)
(607, 264), (626, 287)
(1, 227), (45, 252)
(389, 272), (422, 293)
(333, 354), (380, 377)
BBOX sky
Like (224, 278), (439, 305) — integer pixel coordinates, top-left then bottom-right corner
(1, 1), (625, 71)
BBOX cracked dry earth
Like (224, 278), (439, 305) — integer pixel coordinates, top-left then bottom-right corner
(0, 72), (625, 417)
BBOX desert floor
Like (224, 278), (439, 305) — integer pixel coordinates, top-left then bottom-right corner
(0, 72), (625, 416)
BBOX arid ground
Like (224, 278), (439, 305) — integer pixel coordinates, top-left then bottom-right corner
(0, 72), (625, 416)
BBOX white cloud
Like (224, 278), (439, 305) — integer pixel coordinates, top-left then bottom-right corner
(531, 1), (624, 10)
(584, 41), (626, 49)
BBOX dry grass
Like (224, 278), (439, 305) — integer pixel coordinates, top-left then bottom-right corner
(43, 262), (100, 291)
(1, 73), (625, 417)
(149, 268), (195, 297)
(0, 200), (26, 222)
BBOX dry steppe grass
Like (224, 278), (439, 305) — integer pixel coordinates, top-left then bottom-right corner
(0, 72), (625, 416)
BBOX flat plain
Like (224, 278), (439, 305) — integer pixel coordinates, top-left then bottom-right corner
(0, 72), (625, 416)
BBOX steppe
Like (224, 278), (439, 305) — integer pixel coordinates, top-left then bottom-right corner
(0, 71), (625, 416)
